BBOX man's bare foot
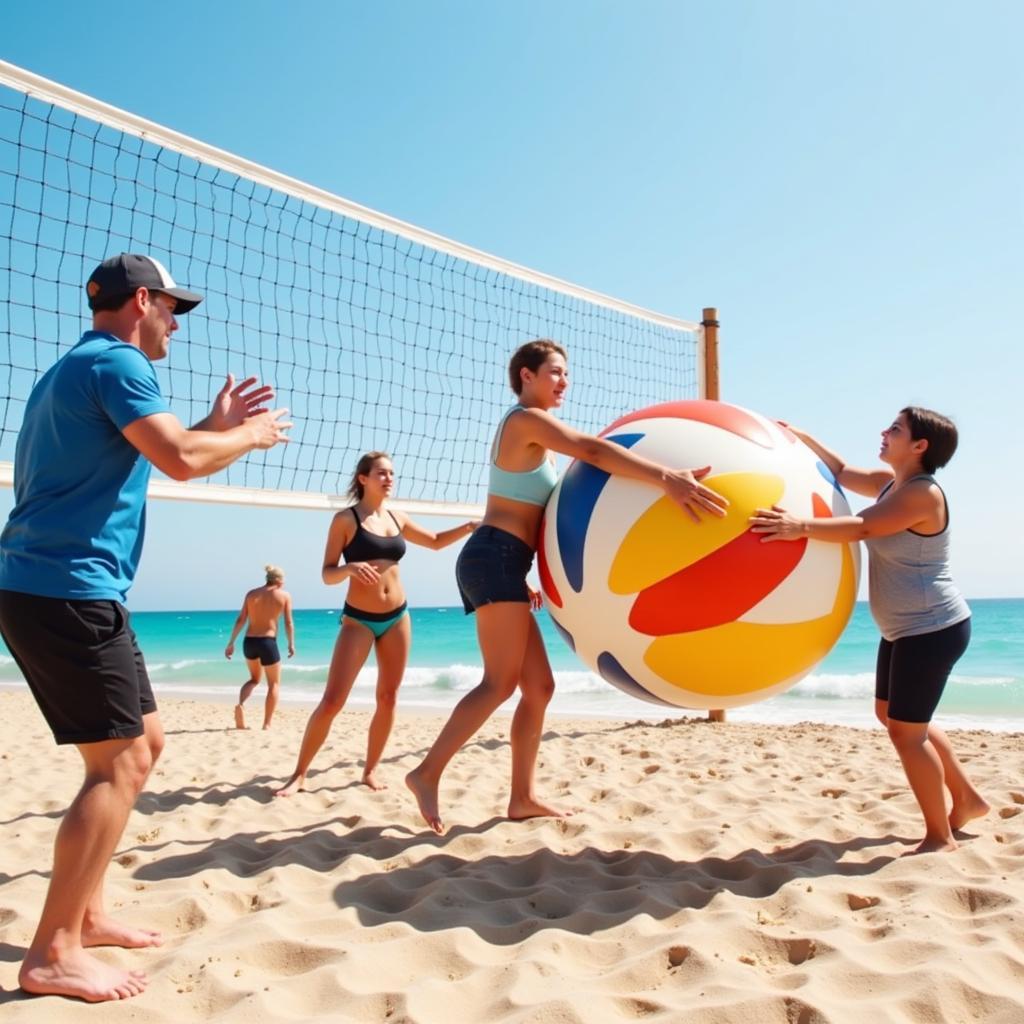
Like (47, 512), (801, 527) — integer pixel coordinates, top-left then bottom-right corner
(405, 768), (443, 834)
(508, 796), (573, 821)
(234, 704), (248, 730)
(362, 770), (387, 791)
(950, 794), (991, 831)
(20, 948), (148, 1002)
(82, 915), (162, 949)
(906, 835), (959, 855)
(274, 773), (306, 797)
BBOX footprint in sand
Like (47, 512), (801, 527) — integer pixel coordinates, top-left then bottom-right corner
(666, 945), (690, 967)
(846, 893), (880, 911)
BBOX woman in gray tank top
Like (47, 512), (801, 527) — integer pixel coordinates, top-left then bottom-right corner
(750, 407), (988, 854)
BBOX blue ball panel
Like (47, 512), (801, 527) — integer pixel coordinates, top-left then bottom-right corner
(815, 459), (846, 496)
(556, 433), (643, 592)
(597, 651), (675, 707)
(550, 617), (576, 653)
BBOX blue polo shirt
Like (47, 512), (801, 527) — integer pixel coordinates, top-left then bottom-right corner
(0, 332), (170, 601)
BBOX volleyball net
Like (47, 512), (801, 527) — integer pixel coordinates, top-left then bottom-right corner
(0, 60), (706, 517)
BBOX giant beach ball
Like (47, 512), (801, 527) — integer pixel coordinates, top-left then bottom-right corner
(537, 400), (860, 709)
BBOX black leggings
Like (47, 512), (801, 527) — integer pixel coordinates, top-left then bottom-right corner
(875, 618), (971, 724)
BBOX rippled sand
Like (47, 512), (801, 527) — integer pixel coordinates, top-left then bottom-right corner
(1, 691), (1022, 1022)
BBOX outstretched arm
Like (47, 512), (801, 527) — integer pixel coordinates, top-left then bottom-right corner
(783, 422), (892, 498)
(123, 408), (291, 481)
(398, 515), (478, 551)
(515, 408), (728, 523)
(750, 480), (938, 543)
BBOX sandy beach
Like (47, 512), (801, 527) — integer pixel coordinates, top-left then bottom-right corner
(0, 689), (1022, 1023)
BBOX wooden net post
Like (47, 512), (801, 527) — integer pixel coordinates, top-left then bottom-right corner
(702, 307), (726, 724)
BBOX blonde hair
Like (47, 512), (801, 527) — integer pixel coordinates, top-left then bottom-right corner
(265, 564), (284, 584)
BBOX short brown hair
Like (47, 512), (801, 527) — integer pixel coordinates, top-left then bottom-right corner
(901, 406), (958, 473)
(507, 339), (567, 395)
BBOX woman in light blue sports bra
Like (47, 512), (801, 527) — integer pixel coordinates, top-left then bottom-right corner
(750, 407), (987, 854)
(406, 339), (729, 834)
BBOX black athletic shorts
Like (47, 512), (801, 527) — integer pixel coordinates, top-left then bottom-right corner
(455, 525), (534, 615)
(875, 617), (971, 724)
(243, 635), (281, 666)
(0, 589), (156, 745)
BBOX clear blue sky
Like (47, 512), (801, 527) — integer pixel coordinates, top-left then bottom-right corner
(1, 1), (1021, 608)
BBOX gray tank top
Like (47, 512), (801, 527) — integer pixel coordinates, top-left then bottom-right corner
(865, 475), (970, 641)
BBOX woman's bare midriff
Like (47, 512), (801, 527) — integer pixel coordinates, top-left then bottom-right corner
(345, 562), (406, 613)
(481, 495), (545, 550)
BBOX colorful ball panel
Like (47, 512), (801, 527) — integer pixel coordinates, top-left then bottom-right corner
(539, 400), (860, 709)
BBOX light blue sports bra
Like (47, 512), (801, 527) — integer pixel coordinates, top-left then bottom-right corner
(487, 405), (558, 507)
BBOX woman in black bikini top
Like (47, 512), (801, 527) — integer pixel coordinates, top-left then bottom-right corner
(276, 451), (476, 796)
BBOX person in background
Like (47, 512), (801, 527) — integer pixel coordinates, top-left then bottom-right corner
(225, 564), (295, 730)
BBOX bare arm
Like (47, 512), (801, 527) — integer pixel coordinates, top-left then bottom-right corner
(783, 422), (893, 498)
(320, 511), (381, 587)
(750, 480), (939, 543)
(224, 599), (249, 658)
(398, 514), (478, 551)
(123, 409), (291, 481)
(513, 408), (728, 522)
(283, 593), (295, 657)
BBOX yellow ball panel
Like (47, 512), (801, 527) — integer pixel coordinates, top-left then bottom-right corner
(608, 472), (786, 595)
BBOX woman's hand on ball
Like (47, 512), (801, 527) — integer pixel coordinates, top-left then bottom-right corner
(749, 505), (806, 541)
(663, 466), (729, 523)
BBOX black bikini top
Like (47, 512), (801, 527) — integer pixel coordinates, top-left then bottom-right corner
(342, 508), (407, 564)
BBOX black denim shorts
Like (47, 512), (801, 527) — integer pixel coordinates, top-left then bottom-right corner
(0, 589), (156, 745)
(455, 525), (535, 615)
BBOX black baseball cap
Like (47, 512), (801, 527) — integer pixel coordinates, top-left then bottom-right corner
(86, 253), (203, 314)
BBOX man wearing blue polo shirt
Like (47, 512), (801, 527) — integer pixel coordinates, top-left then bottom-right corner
(0, 253), (292, 1003)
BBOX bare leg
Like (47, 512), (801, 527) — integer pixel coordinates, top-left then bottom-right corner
(262, 661), (282, 729)
(19, 731), (155, 1002)
(928, 723), (990, 829)
(508, 615), (566, 820)
(875, 700), (987, 838)
(887, 718), (958, 854)
(82, 712), (164, 950)
(275, 623), (372, 796)
(362, 615), (411, 790)
(406, 602), (530, 833)
(235, 657), (263, 729)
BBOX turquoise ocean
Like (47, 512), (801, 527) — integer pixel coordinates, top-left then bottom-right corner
(2, 600), (1021, 731)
